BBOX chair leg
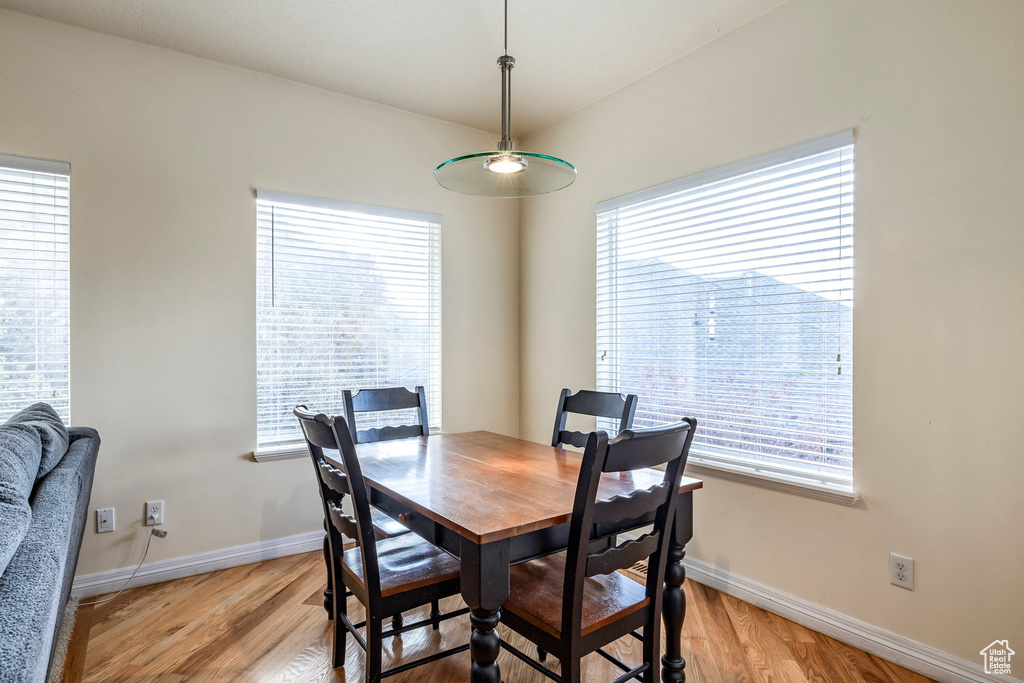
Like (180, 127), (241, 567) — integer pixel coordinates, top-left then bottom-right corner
(537, 646), (547, 662)
(642, 613), (662, 683)
(391, 612), (403, 630)
(365, 616), (383, 683)
(331, 581), (347, 667)
(322, 530), (333, 618)
(430, 600), (441, 630)
(560, 654), (581, 683)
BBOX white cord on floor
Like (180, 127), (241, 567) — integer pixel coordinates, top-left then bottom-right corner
(79, 529), (158, 606)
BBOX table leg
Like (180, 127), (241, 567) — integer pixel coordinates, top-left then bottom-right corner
(461, 538), (510, 683)
(662, 491), (693, 683)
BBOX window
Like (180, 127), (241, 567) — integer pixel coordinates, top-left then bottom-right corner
(255, 191), (442, 454)
(596, 132), (854, 490)
(0, 154), (70, 422)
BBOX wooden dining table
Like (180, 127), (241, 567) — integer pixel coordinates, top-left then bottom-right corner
(328, 430), (703, 683)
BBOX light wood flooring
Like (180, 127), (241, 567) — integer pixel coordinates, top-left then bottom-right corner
(63, 550), (934, 683)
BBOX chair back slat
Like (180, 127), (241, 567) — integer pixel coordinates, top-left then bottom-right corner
(560, 418), (696, 639)
(327, 499), (359, 540)
(301, 415), (343, 452)
(316, 458), (350, 498)
(602, 426), (690, 473)
(585, 532), (659, 578)
(356, 424), (425, 443)
(295, 405), (383, 594)
(348, 386), (422, 412)
(564, 389), (634, 418)
(551, 388), (638, 448)
(590, 482), (670, 526)
(557, 430), (591, 449)
(343, 386), (429, 444)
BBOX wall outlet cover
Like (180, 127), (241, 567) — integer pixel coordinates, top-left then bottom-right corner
(96, 508), (115, 533)
(145, 500), (164, 526)
(890, 553), (914, 590)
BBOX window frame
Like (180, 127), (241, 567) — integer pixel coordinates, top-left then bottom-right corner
(0, 153), (71, 423)
(594, 132), (858, 505)
(253, 190), (442, 461)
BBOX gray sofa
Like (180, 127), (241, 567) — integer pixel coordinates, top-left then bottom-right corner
(0, 403), (100, 683)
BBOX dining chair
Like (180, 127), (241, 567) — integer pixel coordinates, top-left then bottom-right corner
(341, 385), (437, 628)
(294, 406), (469, 681)
(551, 388), (638, 448)
(343, 385), (429, 444)
(499, 418), (697, 683)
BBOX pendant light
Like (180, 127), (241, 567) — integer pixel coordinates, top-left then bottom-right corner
(434, 0), (577, 198)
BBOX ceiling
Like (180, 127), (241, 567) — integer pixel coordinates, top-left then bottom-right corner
(0, 0), (787, 136)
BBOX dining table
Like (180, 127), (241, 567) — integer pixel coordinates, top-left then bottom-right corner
(326, 430), (703, 683)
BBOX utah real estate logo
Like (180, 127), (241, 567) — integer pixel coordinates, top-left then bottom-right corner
(980, 640), (1014, 676)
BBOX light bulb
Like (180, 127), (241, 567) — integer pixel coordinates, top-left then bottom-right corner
(485, 155), (526, 174)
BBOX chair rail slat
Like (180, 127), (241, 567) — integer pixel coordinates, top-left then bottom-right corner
(591, 483), (670, 525)
(585, 532), (660, 578)
(327, 500), (359, 540)
(356, 424), (424, 443)
(317, 458), (350, 496)
(558, 430), (591, 449)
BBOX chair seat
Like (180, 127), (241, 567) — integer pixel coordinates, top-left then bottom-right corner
(505, 552), (649, 638)
(342, 532), (460, 597)
(370, 508), (409, 539)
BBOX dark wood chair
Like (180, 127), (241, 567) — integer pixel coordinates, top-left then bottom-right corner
(336, 385), (430, 544)
(551, 388), (638, 448)
(500, 419), (697, 683)
(343, 385), (429, 444)
(294, 406), (469, 681)
(342, 385), (435, 627)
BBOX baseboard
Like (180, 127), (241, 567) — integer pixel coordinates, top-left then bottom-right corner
(71, 530), (324, 598)
(683, 556), (1020, 683)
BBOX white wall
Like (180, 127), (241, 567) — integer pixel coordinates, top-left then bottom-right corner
(0, 10), (520, 575)
(519, 0), (1024, 664)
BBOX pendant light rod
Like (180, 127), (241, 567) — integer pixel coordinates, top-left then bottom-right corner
(497, 0), (515, 151)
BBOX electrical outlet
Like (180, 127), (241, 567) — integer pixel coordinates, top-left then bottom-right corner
(890, 553), (914, 590)
(145, 500), (164, 526)
(96, 508), (115, 533)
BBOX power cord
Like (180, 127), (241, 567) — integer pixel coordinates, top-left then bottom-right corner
(79, 528), (167, 606)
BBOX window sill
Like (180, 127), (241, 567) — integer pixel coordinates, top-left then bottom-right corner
(253, 445), (307, 463)
(254, 427), (442, 463)
(684, 458), (860, 506)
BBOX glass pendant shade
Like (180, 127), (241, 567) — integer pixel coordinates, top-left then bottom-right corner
(434, 0), (576, 198)
(434, 151), (577, 198)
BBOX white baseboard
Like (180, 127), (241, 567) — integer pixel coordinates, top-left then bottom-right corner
(683, 556), (1020, 683)
(71, 530), (324, 599)
(71, 531), (1017, 683)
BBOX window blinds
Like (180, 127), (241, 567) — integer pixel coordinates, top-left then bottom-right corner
(0, 155), (70, 422)
(256, 191), (442, 451)
(596, 133), (854, 486)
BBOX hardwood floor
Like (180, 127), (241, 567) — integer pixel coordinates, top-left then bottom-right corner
(63, 550), (933, 683)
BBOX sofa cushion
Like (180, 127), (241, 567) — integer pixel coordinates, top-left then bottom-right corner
(0, 465), (81, 683)
(0, 424), (42, 578)
(3, 403), (69, 480)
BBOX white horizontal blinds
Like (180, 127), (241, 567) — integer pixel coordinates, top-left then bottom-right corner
(0, 159), (70, 422)
(597, 139), (854, 485)
(256, 194), (441, 450)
